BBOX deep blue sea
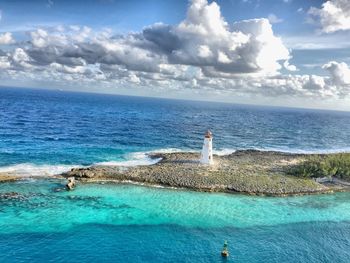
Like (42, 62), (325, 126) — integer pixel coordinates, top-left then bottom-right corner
(1, 87), (350, 174)
(1, 87), (350, 262)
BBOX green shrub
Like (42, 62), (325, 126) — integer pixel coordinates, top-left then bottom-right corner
(288, 154), (350, 181)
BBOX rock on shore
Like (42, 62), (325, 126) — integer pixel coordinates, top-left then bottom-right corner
(61, 150), (335, 196)
(0, 173), (18, 183)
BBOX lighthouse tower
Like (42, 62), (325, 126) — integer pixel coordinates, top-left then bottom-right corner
(200, 130), (213, 165)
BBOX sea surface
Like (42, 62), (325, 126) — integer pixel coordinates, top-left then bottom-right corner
(1, 87), (350, 262)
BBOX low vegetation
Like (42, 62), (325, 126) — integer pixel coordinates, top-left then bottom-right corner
(288, 153), (350, 181)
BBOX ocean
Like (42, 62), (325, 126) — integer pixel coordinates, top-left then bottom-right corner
(1, 87), (350, 262)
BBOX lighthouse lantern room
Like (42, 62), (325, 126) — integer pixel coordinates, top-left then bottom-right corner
(200, 130), (213, 165)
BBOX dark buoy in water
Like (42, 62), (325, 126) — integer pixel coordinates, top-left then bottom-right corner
(221, 240), (229, 258)
(66, 177), (76, 191)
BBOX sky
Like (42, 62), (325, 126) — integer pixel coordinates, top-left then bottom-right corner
(0, 0), (350, 110)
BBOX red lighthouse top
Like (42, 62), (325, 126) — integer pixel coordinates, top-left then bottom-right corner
(204, 130), (212, 138)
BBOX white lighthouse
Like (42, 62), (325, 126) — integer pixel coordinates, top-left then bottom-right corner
(200, 130), (213, 165)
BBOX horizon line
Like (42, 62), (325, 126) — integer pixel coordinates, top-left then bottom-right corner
(1, 84), (350, 114)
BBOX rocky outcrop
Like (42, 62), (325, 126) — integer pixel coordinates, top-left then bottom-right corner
(66, 177), (76, 190)
(0, 173), (18, 183)
(61, 150), (335, 196)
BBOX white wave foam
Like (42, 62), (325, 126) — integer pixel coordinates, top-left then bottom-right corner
(0, 163), (78, 177)
(150, 148), (193, 154)
(0, 149), (183, 177)
(96, 148), (195, 167)
(96, 151), (161, 167)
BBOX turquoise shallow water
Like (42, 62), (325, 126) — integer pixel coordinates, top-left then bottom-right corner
(1, 179), (350, 262)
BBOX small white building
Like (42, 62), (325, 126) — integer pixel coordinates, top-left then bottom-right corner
(200, 130), (213, 165)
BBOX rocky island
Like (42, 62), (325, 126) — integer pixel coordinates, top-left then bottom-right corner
(61, 150), (350, 196)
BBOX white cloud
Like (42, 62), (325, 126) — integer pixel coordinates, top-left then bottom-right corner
(268, 13), (283, 24)
(0, 0), (349, 103)
(10, 0), (291, 79)
(177, 0), (228, 37)
(11, 48), (33, 69)
(0, 32), (15, 45)
(145, 0), (290, 75)
(128, 72), (141, 84)
(308, 0), (350, 33)
(0, 56), (11, 69)
(232, 18), (289, 74)
(197, 45), (213, 58)
(193, 66), (348, 99)
(283, 60), (298, 71)
(13, 48), (30, 62)
(217, 51), (231, 64)
(30, 28), (70, 48)
(323, 61), (350, 86)
(50, 62), (87, 74)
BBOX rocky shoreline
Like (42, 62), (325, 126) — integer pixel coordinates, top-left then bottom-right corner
(61, 150), (349, 196)
(0, 173), (18, 183)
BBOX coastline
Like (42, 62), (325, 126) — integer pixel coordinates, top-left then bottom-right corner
(2, 150), (349, 197)
(60, 150), (350, 197)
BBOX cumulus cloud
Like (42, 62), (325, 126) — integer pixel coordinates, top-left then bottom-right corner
(0, 56), (11, 69)
(0, 0), (349, 101)
(50, 62), (87, 74)
(191, 66), (348, 99)
(12, 48), (32, 68)
(308, 0), (350, 33)
(0, 32), (15, 45)
(1, 0), (292, 79)
(323, 61), (350, 86)
(144, 0), (290, 75)
(283, 60), (298, 71)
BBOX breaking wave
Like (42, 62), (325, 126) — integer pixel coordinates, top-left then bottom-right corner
(0, 163), (79, 177)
